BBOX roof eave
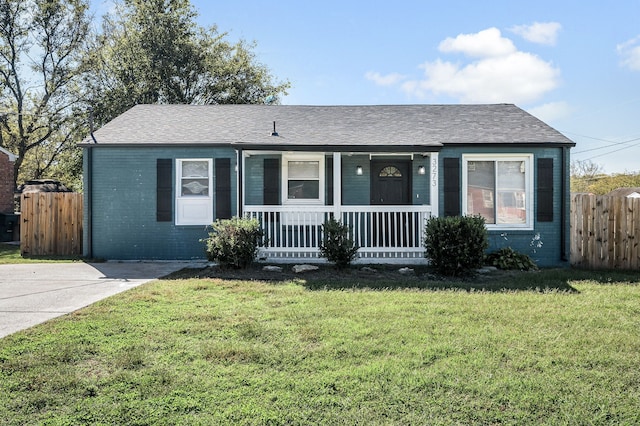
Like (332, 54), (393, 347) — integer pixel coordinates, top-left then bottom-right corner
(444, 141), (576, 148)
(79, 141), (445, 151)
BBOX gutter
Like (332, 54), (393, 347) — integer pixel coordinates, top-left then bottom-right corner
(561, 146), (569, 262)
(85, 145), (93, 259)
(85, 109), (96, 258)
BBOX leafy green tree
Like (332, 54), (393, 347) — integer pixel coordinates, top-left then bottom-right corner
(570, 160), (640, 195)
(570, 160), (605, 193)
(0, 0), (91, 188)
(587, 173), (640, 195)
(85, 0), (290, 126)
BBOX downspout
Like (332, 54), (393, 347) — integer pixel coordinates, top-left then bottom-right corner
(561, 146), (568, 262)
(85, 145), (93, 259)
(85, 108), (96, 258)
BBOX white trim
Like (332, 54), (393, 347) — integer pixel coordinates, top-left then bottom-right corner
(236, 150), (241, 215)
(429, 153), (439, 218)
(461, 153), (534, 230)
(0, 147), (16, 162)
(281, 153), (325, 205)
(175, 158), (213, 226)
(245, 204), (432, 264)
(333, 152), (341, 216)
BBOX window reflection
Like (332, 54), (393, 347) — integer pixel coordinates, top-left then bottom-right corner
(181, 160), (209, 196)
(467, 159), (527, 225)
(287, 160), (320, 200)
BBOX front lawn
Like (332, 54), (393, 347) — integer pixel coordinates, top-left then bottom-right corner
(1, 268), (639, 424)
(0, 242), (82, 264)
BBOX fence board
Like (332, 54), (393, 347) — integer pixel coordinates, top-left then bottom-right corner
(573, 194), (582, 267)
(570, 193), (640, 270)
(586, 195), (596, 268)
(20, 193), (83, 256)
(609, 197), (628, 268)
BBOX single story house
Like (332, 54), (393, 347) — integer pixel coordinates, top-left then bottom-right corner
(81, 104), (575, 266)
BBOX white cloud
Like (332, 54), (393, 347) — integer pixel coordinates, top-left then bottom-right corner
(617, 36), (640, 71)
(367, 27), (561, 104)
(400, 28), (559, 104)
(364, 71), (406, 86)
(510, 22), (562, 46)
(438, 27), (516, 57)
(527, 101), (571, 122)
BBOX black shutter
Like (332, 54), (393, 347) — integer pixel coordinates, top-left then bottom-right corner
(443, 157), (461, 217)
(537, 158), (554, 222)
(156, 159), (173, 222)
(215, 158), (232, 219)
(326, 156), (333, 205)
(263, 158), (280, 205)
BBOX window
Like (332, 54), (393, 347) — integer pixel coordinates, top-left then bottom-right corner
(462, 154), (533, 229)
(282, 154), (325, 204)
(176, 159), (213, 225)
(379, 166), (402, 177)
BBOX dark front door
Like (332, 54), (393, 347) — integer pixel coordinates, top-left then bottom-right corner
(370, 160), (412, 247)
(370, 160), (411, 205)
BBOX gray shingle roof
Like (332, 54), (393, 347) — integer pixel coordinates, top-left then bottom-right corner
(83, 104), (575, 149)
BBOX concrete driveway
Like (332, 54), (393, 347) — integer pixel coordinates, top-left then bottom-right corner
(0, 262), (196, 339)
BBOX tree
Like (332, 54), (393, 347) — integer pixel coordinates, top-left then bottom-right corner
(570, 159), (604, 193)
(0, 0), (91, 188)
(570, 159), (640, 195)
(85, 0), (290, 127)
(586, 172), (640, 195)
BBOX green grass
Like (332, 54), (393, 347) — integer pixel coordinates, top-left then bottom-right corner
(0, 243), (83, 264)
(1, 268), (639, 424)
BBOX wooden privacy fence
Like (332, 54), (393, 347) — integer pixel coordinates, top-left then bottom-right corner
(570, 193), (640, 269)
(20, 192), (83, 256)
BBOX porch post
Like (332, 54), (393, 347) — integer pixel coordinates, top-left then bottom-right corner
(430, 152), (439, 218)
(241, 150), (247, 215)
(333, 152), (341, 218)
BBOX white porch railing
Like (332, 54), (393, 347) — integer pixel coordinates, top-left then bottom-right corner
(243, 205), (432, 263)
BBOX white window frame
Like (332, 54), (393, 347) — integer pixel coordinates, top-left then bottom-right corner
(462, 154), (534, 230)
(175, 158), (213, 226)
(281, 153), (325, 205)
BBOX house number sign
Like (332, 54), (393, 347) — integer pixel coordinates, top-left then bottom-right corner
(431, 157), (438, 187)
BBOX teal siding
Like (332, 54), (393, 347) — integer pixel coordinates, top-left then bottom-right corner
(341, 155), (431, 206)
(85, 144), (570, 266)
(246, 153), (431, 207)
(244, 154), (279, 205)
(245, 154), (333, 205)
(412, 158), (430, 205)
(84, 146), (237, 260)
(438, 146), (568, 267)
(341, 155), (370, 205)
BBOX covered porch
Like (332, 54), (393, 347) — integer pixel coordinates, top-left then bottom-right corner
(240, 151), (439, 264)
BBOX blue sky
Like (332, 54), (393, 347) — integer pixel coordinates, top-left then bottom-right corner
(91, 0), (640, 174)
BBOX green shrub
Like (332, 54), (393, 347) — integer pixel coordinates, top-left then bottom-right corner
(423, 215), (488, 276)
(319, 217), (359, 269)
(486, 247), (538, 271)
(203, 217), (264, 269)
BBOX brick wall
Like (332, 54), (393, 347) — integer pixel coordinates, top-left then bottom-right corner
(0, 150), (16, 213)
